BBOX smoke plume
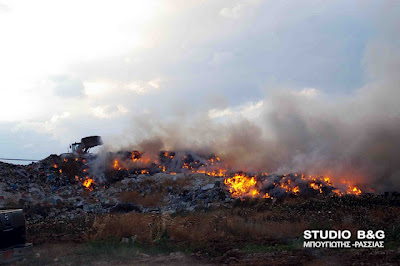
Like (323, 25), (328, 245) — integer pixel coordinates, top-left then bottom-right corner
(107, 3), (400, 192)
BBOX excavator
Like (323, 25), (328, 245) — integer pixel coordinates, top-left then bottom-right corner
(69, 136), (103, 155)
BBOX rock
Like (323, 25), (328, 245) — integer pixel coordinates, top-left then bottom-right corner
(201, 183), (215, 190)
(110, 203), (142, 213)
(120, 237), (129, 244)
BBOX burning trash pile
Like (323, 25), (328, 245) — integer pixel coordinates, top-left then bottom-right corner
(224, 173), (363, 199)
(0, 150), (367, 224)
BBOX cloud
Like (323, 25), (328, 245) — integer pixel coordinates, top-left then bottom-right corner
(208, 100), (263, 119)
(51, 76), (84, 98)
(219, 0), (262, 19)
(20, 112), (71, 135)
(125, 79), (161, 95)
(92, 105), (128, 118)
(1, 0), (398, 188)
(83, 79), (161, 98)
(220, 4), (243, 19)
(209, 51), (234, 65)
(0, 2), (10, 12)
(294, 88), (320, 97)
(109, 1), (400, 191)
(49, 112), (70, 123)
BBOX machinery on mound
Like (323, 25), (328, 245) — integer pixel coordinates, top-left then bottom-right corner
(69, 136), (103, 155)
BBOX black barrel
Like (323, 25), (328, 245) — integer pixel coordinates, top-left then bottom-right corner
(0, 209), (26, 249)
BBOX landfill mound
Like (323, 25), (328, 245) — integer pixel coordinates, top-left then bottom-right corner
(0, 149), (373, 226)
(0, 154), (230, 225)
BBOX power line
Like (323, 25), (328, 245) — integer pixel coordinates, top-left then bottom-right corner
(0, 158), (40, 162)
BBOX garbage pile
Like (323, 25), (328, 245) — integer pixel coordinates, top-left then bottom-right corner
(0, 153), (231, 224)
(0, 150), (368, 224)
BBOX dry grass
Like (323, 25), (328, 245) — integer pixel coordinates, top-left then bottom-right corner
(224, 218), (308, 239)
(91, 213), (168, 243)
(91, 211), (310, 245)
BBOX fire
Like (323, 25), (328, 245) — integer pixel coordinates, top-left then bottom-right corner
(309, 182), (323, 193)
(113, 160), (122, 170)
(324, 176), (333, 186)
(208, 169), (227, 177)
(280, 182), (290, 192)
(263, 193), (273, 199)
(309, 182), (318, 190)
(332, 189), (343, 196)
(349, 186), (362, 195)
(77, 150), (367, 199)
(278, 181), (300, 195)
(223, 174), (259, 198)
(162, 151), (174, 159)
(340, 180), (362, 195)
(141, 157), (151, 164)
(223, 172), (364, 199)
(82, 178), (94, 190)
(131, 151), (140, 162)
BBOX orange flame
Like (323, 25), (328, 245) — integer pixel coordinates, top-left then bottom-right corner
(263, 193), (273, 199)
(163, 151), (174, 159)
(223, 172), (364, 198)
(113, 160), (122, 170)
(131, 151), (139, 162)
(341, 180), (362, 196)
(83, 178), (94, 190)
(224, 174), (258, 198)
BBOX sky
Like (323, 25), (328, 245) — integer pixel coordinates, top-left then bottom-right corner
(0, 0), (396, 163)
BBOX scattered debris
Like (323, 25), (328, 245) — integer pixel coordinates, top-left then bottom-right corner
(0, 150), (370, 226)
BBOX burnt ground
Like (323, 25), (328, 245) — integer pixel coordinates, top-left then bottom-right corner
(21, 195), (400, 265)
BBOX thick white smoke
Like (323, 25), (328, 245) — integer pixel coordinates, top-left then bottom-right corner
(106, 2), (400, 192)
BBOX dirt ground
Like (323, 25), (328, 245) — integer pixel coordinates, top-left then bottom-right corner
(11, 242), (400, 266)
(13, 243), (209, 266)
(18, 196), (400, 265)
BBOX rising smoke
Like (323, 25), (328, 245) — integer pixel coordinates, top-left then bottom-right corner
(106, 3), (400, 192)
